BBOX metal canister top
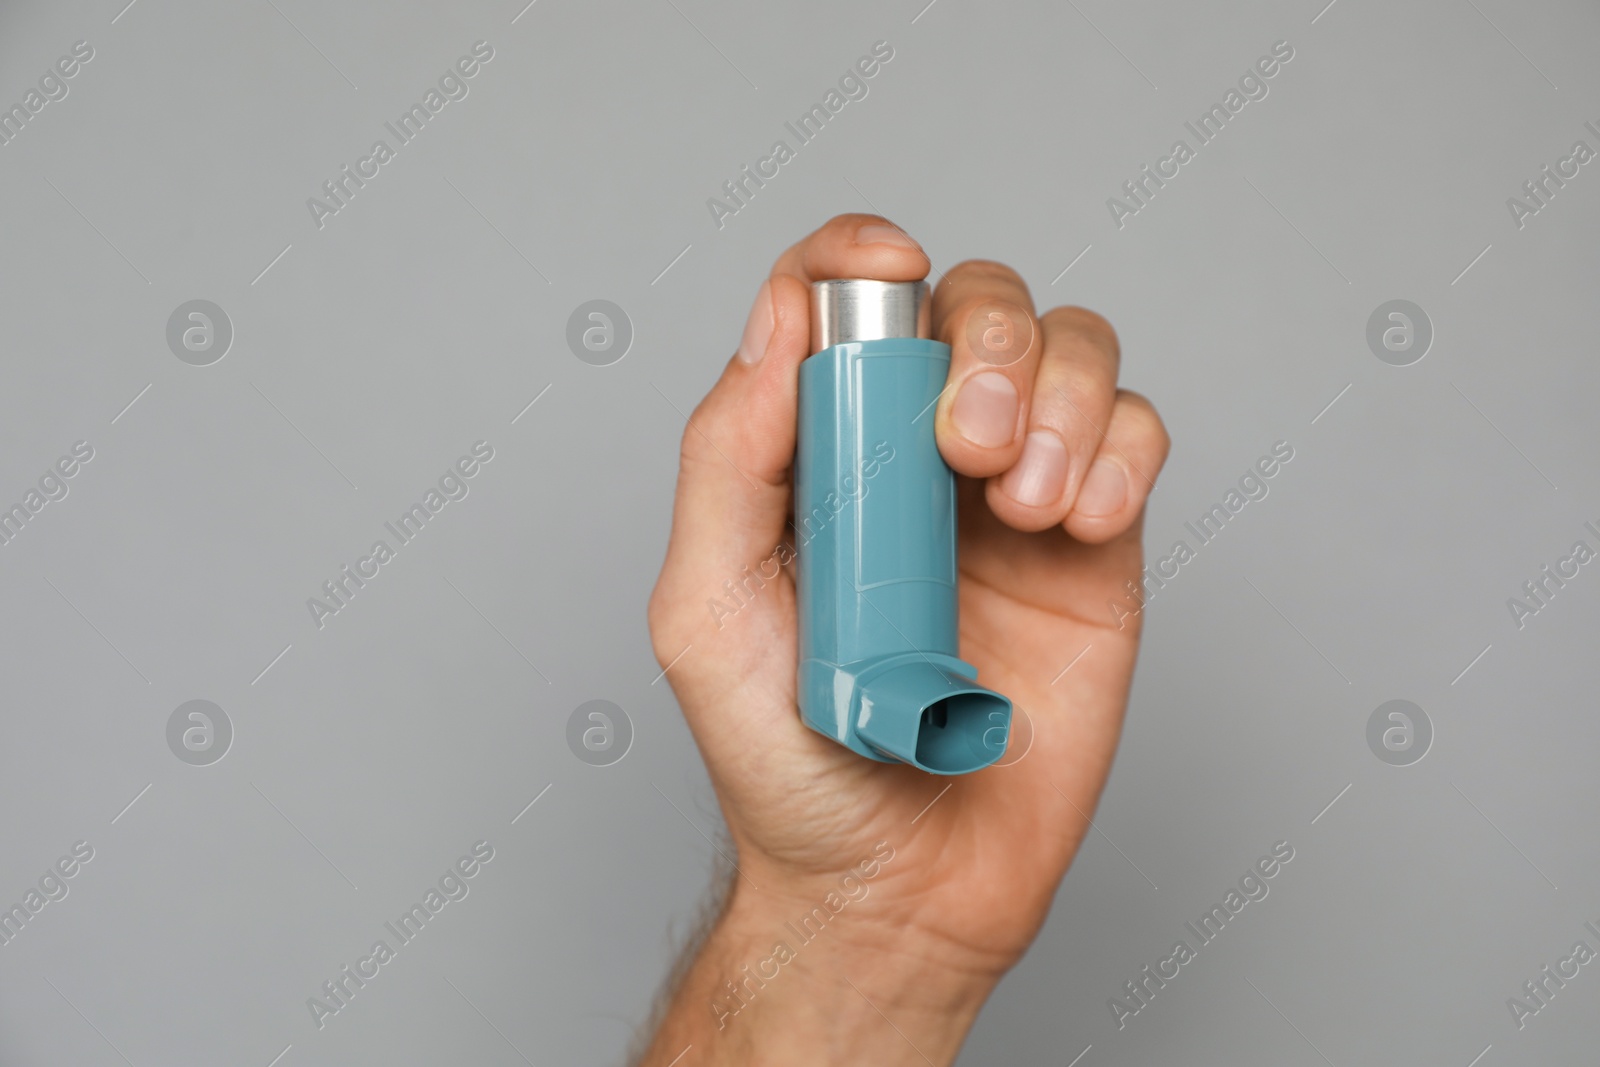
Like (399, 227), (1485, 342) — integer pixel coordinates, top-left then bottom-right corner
(810, 279), (931, 354)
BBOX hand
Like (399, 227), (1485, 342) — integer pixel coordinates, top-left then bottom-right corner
(639, 214), (1170, 1065)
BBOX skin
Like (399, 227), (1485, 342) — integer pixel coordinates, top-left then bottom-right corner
(638, 214), (1170, 1066)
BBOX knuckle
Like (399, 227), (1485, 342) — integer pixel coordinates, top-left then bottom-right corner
(676, 420), (706, 472)
(677, 395), (727, 467)
(645, 596), (673, 668)
(949, 257), (1020, 278)
(1117, 390), (1172, 454)
(646, 583), (668, 647)
(944, 258), (1028, 290)
(1153, 415), (1173, 458)
(821, 212), (890, 239)
(833, 211), (886, 227)
(1043, 305), (1120, 358)
(646, 577), (693, 670)
(1038, 356), (1114, 410)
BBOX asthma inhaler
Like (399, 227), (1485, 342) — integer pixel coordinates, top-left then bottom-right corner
(794, 279), (1013, 775)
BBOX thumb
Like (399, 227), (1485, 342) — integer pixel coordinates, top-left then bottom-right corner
(647, 272), (811, 685)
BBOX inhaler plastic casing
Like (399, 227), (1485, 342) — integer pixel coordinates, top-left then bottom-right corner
(795, 279), (1013, 775)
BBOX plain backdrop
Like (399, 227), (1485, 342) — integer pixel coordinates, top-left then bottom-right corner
(1, 0), (1596, 1064)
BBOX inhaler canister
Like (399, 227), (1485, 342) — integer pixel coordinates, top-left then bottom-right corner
(794, 279), (1013, 775)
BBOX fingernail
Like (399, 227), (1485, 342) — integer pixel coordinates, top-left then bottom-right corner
(950, 372), (1018, 448)
(1002, 431), (1068, 508)
(1075, 457), (1128, 517)
(737, 279), (774, 365)
(855, 224), (921, 250)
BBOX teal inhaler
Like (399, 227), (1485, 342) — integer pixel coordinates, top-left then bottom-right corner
(794, 279), (1012, 775)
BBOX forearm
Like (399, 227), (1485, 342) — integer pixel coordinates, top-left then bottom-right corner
(634, 880), (997, 1066)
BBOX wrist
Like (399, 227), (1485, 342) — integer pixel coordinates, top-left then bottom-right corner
(638, 872), (998, 1066)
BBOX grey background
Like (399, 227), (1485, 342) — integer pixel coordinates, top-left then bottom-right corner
(0, 0), (1595, 1064)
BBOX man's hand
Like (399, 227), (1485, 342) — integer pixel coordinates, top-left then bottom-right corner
(638, 214), (1170, 1065)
